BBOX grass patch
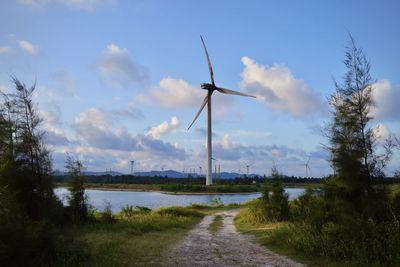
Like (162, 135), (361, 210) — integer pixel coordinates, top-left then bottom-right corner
(208, 215), (223, 234)
(234, 207), (353, 267)
(57, 206), (204, 266)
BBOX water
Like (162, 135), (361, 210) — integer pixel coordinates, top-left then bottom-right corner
(55, 187), (305, 213)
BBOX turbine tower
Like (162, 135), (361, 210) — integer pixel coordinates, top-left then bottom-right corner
(304, 156), (311, 178)
(130, 160), (135, 175)
(246, 163), (253, 176)
(188, 36), (256, 185)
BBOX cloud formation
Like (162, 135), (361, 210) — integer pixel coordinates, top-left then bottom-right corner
(240, 56), (324, 117)
(150, 77), (234, 121)
(60, 0), (116, 10)
(97, 44), (147, 88)
(74, 108), (137, 150)
(151, 77), (204, 107)
(73, 108), (186, 160)
(18, 40), (38, 55)
(147, 116), (180, 139)
(372, 123), (391, 144)
(371, 80), (400, 121)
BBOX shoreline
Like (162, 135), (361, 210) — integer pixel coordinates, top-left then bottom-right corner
(56, 185), (261, 195)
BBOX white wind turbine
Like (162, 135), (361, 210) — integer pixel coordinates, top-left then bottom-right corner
(188, 36), (256, 185)
(304, 156), (311, 178)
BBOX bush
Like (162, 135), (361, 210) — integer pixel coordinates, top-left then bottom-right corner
(100, 202), (115, 223)
(120, 205), (151, 221)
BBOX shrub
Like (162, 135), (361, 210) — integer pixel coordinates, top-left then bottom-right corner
(100, 202), (115, 223)
(155, 206), (202, 218)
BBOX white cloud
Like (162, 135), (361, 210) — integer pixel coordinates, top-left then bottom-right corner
(17, 0), (48, 6)
(0, 84), (9, 94)
(60, 0), (116, 10)
(97, 43), (147, 88)
(151, 77), (204, 107)
(147, 116), (180, 139)
(18, 40), (38, 55)
(74, 108), (135, 150)
(0, 46), (12, 54)
(73, 109), (186, 161)
(150, 77), (234, 119)
(372, 123), (391, 144)
(371, 80), (400, 121)
(240, 56), (324, 117)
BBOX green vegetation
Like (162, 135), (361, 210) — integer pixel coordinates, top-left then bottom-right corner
(160, 183), (258, 193)
(66, 155), (90, 224)
(235, 37), (400, 267)
(57, 206), (204, 267)
(208, 215), (224, 233)
(0, 78), (67, 266)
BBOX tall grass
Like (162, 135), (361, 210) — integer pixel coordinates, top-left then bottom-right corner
(54, 206), (204, 266)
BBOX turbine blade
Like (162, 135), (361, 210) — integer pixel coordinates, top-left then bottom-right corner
(200, 35), (215, 86)
(187, 95), (209, 130)
(216, 87), (256, 98)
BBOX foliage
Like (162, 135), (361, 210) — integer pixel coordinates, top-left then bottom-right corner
(258, 167), (290, 222)
(66, 154), (89, 224)
(0, 77), (60, 221)
(155, 206), (203, 218)
(100, 201), (116, 223)
(0, 78), (71, 266)
(120, 204), (151, 222)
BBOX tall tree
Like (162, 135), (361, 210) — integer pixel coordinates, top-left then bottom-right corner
(327, 36), (392, 216)
(65, 154), (88, 223)
(0, 77), (56, 220)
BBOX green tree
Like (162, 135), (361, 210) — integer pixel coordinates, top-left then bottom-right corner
(261, 166), (289, 221)
(66, 154), (88, 223)
(12, 77), (58, 219)
(0, 77), (66, 266)
(327, 36), (392, 215)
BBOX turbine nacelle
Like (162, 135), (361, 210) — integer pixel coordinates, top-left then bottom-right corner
(201, 83), (216, 91)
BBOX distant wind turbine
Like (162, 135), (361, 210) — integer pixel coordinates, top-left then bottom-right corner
(246, 163), (253, 176)
(304, 156), (311, 178)
(188, 36), (256, 186)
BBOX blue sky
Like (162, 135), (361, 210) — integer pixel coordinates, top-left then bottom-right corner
(0, 0), (399, 177)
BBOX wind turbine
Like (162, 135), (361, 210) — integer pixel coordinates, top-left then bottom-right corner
(246, 163), (253, 176)
(188, 36), (256, 186)
(304, 156), (311, 178)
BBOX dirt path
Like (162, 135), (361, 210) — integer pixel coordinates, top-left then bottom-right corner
(163, 210), (305, 267)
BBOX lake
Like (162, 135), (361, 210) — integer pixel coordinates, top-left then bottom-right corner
(55, 187), (305, 213)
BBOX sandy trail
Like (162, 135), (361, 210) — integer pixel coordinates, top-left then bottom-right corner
(163, 210), (305, 267)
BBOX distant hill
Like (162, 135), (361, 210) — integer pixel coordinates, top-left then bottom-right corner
(53, 170), (123, 177)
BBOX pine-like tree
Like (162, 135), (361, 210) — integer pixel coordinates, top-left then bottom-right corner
(0, 77), (57, 220)
(327, 36), (392, 219)
(65, 154), (88, 223)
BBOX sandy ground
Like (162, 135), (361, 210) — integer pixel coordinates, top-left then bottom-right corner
(163, 210), (305, 267)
